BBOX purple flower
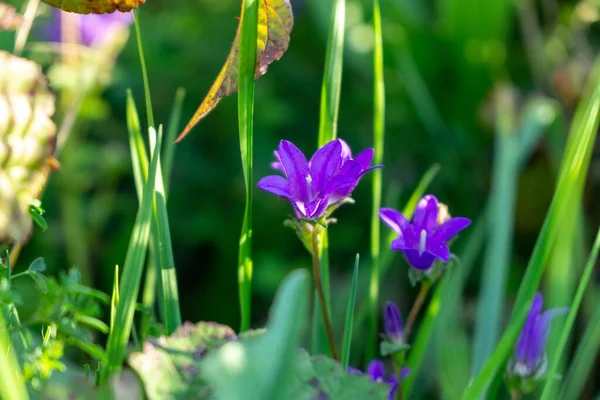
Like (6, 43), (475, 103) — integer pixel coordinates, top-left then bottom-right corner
(44, 10), (133, 47)
(509, 292), (568, 379)
(384, 302), (404, 344)
(366, 360), (410, 400)
(258, 139), (379, 220)
(379, 195), (471, 270)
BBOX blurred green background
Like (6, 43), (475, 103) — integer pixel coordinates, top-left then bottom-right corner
(6, 0), (599, 379)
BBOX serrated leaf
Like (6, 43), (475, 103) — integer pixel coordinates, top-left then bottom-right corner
(128, 321), (238, 400)
(0, 3), (22, 30)
(0, 52), (56, 244)
(177, 0), (293, 141)
(40, 0), (144, 14)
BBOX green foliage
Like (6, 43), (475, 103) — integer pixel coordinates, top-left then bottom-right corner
(341, 254), (359, 370)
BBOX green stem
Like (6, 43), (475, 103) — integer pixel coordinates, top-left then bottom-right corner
(404, 282), (431, 339)
(311, 227), (339, 360)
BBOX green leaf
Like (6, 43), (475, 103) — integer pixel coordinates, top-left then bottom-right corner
(0, 51), (56, 243)
(128, 321), (238, 399)
(28, 257), (46, 272)
(178, 0), (294, 140)
(101, 127), (163, 382)
(29, 204), (48, 232)
(163, 88), (186, 193)
(0, 311), (29, 400)
(341, 254), (359, 370)
(540, 226), (600, 399)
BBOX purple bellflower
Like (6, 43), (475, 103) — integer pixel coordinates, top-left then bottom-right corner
(384, 301), (404, 344)
(366, 360), (410, 400)
(379, 195), (471, 271)
(45, 10), (133, 47)
(258, 139), (380, 220)
(508, 292), (568, 382)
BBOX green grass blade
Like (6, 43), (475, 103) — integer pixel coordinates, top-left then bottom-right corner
(341, 254), (360, 370)
(460, 301), (531, 400)
(559, 292), (600, 400)
(110, 264), (119, 330)
(237, 0), (259, 332)
(367, 0), (386, 363)
(490, 56), (600, 396)
(133, 10), (155, 129)
(0, 311), (28, 400)
(163, 88), (186, 193)
(101, 128), (162, 382)
(317, 0), (346, 145)
(540, 226), (600, 400)
(472, 89), (519, 374)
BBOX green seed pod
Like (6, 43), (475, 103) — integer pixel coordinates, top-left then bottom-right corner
(0, 51), (57, 244)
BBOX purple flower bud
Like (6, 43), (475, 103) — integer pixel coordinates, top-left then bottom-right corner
(384, 301), (404, 344)
(258, 139), (381, 220)
(379, 195), (471, 271)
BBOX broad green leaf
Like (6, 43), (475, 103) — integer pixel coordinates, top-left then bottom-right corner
(41, 0), (144, 14)
(128, 321), (238, 399)
(0, 51), (56, 243)
(0, 3), (22, 30)
(178, 0), (294, 140)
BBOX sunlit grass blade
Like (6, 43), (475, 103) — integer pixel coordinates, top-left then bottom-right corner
(0, 311), (28, 400)
(163, 88), (186, 193)
(460, 302), (531, 400)
(237, 0), (259, 332)
(559, 292), (600, 400)
(488, 56), (600, 396)
(366, 0), (386, 363)
(472, 88), (519, 374)
(132, 11), (182, 334)
(341, 254), (360, 370)
(312, 0), (346, 356)
(110, 264), (119, 330)
(540, 226), (600, 399)
(101, 127), (162, 382)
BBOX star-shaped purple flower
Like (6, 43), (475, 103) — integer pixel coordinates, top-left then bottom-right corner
(364, 360), (410, 400)
(509, 292), (568, 379)
(44, 10), (133, 47)
(258, 139), (379, 220)
(379, 195), (471, 270)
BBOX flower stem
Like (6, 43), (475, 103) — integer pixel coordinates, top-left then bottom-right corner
(404, 282), (431, 338)
(312, 228), (339, 360)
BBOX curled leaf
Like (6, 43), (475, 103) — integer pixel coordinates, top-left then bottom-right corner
(41, 0), (144, 14)
(0, 51), (57, 243)
(0, 3), (22, 30)
(177, 0), (293, 141)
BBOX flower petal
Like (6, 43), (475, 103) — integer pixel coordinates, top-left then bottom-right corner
(257, 175), (290, 198)
(402, 249), (436, 270)
(379, 208), (410, 235)
(309, 139), (342, 192)
(434, 217), (471, 242)
(384, 302), (404, 342)
(413, 195), (439, 233)
(427, 242), (450, 262)
(270, 150), (284, 172)
(516, 292), (544, 363)
(353, 148), (374, 169)
(366, 360), (386, 382)
(278, 140), (311, 202)
(339, 138), (353, 160)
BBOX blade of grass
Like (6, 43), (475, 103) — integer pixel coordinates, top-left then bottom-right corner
(472, 88), (519, 375)
(460, 302), (531, 400)
(101, 127), (162, 382)
(540, 226), (600, 399)
(312, 0), (346, 356)
(133, 11), (182, 333)
(237, 0), (259, 332)
(485, 56), (600, 398)
(559, 292), (600, 400)
(163, 88), (186, 194)
(110, 264), (120, 330)
(341, 254), (360, 370)
(0, 311), (28, 400)
(367, 0), (386, 363)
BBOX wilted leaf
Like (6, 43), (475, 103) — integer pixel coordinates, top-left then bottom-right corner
(128, 321), (238, 400)
(177, 0), (293, 141)
(0, 51), (57, 244)
(40, 0), (144, 14)
(0, 3), (22, 30)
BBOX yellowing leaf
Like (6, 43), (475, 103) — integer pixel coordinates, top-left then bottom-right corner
(0, 51), (57, 243)
(41, 0), (144, 14)
(177, 0), (293, 142)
